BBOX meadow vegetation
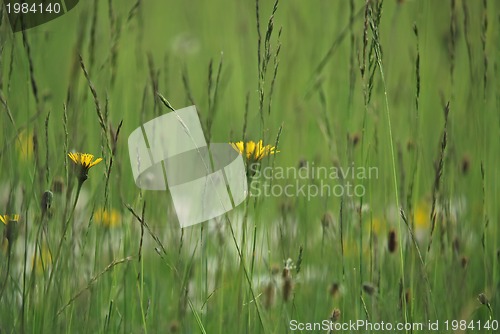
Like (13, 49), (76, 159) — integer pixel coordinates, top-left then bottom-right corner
(0, 0), (498, 333)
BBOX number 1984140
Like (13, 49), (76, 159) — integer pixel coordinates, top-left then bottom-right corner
(5, 2), (61, 14)
(444, 319), (498, 331)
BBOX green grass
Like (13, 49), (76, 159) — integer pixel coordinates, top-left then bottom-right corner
(0, 0), (499, 333)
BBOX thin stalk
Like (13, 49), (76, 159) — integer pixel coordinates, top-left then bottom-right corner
(372, 28), (408, 327)
(44, 180), (83, 297)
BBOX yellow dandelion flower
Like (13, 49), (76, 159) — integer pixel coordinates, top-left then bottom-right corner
(230, 140), (279, 162)
(32, 246), (52, 273)
(16, 130), (34, 161)
(414, 202), (430, 231)
(341, 238), (370, 259)
(0, 214), (20, 225)
(1, 214), (20, 253)
(68, 152), (103, 169)
(68, 152), (103, 183)
(94, 208), (121, 228)
(368, 217), (387, 236)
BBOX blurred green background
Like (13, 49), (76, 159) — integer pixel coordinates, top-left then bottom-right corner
(0, 0), (499, 333)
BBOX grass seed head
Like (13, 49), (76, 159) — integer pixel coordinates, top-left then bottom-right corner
(298, 158), (307, 169)
(350, 132), (361, 147)
(388, 228), (397, 253)
(405, 289), (411, 305)
(168, 320), (180, 333)
(400, 288), (411, 307)
(478, 293), (489, 305)
(51, 176), (65, 194)
(330, 308), (341, 322)
(41, 190), (53, 215)
(406, 139), (415, 151)
(460, 256), (468, 269)
(329, 282), (340, 298)
(452, 237), (460, 254)
(362, 282), (376, 296)
(279, 201), (293, 216)
(263, 281), (275, 309)
(282, 267), (290, 279)
(321, 212), (334, 230)
(295, 246), (303, 274)
(461, 154), (471, 174)
(282, 276), (293, 302)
